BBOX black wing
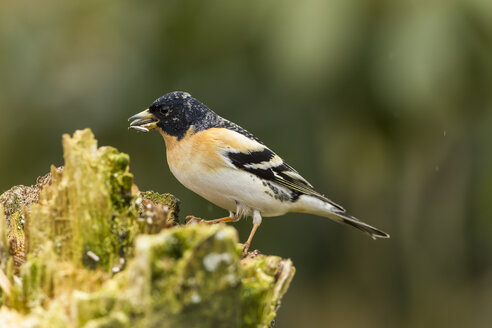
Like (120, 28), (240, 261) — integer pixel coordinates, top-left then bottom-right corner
(225, 147), (345, 211)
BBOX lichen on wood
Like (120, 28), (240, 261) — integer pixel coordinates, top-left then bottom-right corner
(0, 128), (294, 327)
(0, 170), (57, 268)
(26, 129), (139, 272)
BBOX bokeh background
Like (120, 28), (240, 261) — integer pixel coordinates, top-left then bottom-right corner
(1, 0), (492, 327)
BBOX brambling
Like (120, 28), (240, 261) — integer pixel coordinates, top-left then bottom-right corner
(129, 91), (389, 254)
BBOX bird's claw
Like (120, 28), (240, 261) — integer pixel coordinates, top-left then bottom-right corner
(185, 215), (205, 225)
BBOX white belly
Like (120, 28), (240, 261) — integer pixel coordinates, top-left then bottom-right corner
(169, 164), (293, 217)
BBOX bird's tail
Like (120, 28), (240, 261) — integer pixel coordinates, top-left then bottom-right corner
(296, 196), (390, 239)
(323, 209), (389, 239)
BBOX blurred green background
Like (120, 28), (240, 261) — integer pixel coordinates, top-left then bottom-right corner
(1, 0), (492, 327)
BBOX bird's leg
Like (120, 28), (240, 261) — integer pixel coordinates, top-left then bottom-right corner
(242, 210), (262, 256)
(206, 211), (240, 224)
(206, 216), (236, 224)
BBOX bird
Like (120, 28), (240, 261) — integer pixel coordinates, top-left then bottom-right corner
(128, 91), (389, 254)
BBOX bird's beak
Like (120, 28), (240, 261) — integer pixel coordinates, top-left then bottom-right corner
(128, 109), (159, 133)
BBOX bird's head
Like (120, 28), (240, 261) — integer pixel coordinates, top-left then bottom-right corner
(129, 91), (212, 139)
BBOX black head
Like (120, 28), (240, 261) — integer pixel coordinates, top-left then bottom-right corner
(148, 91), (217, 139)
(129, 91), (264, 144)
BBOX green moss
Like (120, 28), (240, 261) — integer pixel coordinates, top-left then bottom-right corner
(74, 291), (118, 326)
(0, 185), (39, 268)
(120, 224), (241, 327)
(105, 152), (133, 210)
(27, 129), (140, 272)
(136, 191), (180, 234)
(0, 129), (295, 327)
(1, 187), (25, 216)
(139, 191), (180, 224)
(68, 223), (294, 328)
(241, 255), (295, 327)
(83, 311), (130, 328)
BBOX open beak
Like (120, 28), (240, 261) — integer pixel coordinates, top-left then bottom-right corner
(128, 109), (159, 133)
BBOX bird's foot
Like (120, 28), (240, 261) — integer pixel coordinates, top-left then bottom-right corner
(242, 248), (261, 258)
(185, 215), (205, 225)
(242, 243), (251, 257)
(205, 216), (239, 224)
(185, 215), (239, 225)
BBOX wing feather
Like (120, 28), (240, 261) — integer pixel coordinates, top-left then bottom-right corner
(219, 133), (345, 211)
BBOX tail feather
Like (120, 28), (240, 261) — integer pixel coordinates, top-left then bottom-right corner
(327, 210), (390, 239)
(296, 195), (390, 239)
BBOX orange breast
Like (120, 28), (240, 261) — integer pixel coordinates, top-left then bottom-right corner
(160, 127), (224, 174)
(159, 127), (264, 174)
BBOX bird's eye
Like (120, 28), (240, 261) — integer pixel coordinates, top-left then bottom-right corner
(159, 106), (170, 115)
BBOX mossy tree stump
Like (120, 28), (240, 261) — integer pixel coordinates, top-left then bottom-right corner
(0, 129), (295, 327)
